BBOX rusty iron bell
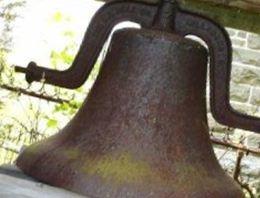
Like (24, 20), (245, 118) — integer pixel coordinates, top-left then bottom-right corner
(15, 0), (260, 197)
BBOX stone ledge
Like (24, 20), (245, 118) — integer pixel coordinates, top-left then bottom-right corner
(248, 34), (260, 50)
(231, 38), (246, 48)
(0, 165), (86, 198)
(250, 88), (260, 106)
(230, 83), (251, 103)
(233, 48), (260, 67)
(232, 65), (260, 86)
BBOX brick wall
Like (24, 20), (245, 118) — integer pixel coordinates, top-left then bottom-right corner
(208, 29), (260, 148)
(207, 29), (260, 196)
(231, 29), (260, 114)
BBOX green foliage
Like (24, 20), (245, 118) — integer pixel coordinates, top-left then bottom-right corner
(47, 119), (58, 129)
(0, 0), (25, 85)
(0, 0), (26, 164)
(0, 7), (102, 165)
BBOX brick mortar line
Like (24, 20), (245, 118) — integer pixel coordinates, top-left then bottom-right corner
(247, 86), (254, 105)
(232, 44), (248, 50)
(232, 45), (247, 49)
(230, 100), (258, 110)
(245, 32), (249, 48)
(233, 46), (260, 53)
(231, 34), (247, 39)
(230, 83), (253, 104)
(231, 84), (260, 90)
(232, 37), (247, 42)
(230, 82), (252, 89)
(232, 62), (260, 70)
(231, 80), (260, 89)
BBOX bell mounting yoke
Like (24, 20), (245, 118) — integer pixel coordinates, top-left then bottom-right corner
(15, 0), (260, 133)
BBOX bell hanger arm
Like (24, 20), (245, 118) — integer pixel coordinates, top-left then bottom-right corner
(15, 1), (157, 89)
(174, 10), (260, 133)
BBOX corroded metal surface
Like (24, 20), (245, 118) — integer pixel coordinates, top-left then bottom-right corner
(15, 2), (157, 88)
(17, 29), (244, 197)
(15, 0), (259, 197)
(174, 11), (260, 134)
(15, 1), (260, 133)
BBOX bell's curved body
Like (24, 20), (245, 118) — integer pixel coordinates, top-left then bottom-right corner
(17, 28), (244, 197)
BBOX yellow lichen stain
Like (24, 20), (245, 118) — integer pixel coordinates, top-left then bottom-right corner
(64, 148), (80, 160)
(81, 152), (161, 186)
(80, 152), (223, 192)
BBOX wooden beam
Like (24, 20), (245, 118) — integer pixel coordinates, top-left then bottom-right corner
(96, 0), (260, 34)
(181, 0), (260, 34)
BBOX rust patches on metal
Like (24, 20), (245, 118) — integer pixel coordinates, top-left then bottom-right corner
(15, 0), (260, 133)
(15, 0), (260, 197)
(17, 27), (244, 197)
